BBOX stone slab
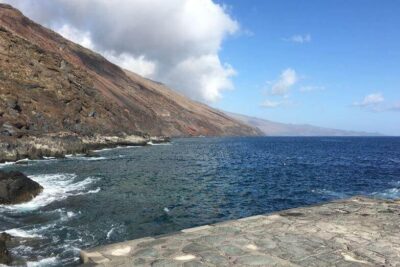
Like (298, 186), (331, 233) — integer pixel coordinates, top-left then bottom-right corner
(80, 197), (400, 266)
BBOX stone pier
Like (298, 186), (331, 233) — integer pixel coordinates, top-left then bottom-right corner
(80, 197), (400, 266)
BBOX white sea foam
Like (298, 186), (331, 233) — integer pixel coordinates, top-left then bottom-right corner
(311, 189), (347, 198)
(390, 180), (400, 186)
(11, 244), (33, 254)
(86, 188), (101, 194)
(146, 141), (171, 146)
(6, 222), (60, 239)
(92, 145), (141, 153)
(106, 227), (115, 240)
(92, 147), (114, 152)
(15, 158), (31, 163)
(0, 173), (100, 211)
(56, 209), (78, 222)
(26, 257), (58, 267)
(0, 161), (16, 168)
(151, 143), (171, 146)
(84, 156), (107, 161)
(68, 156), (108, 161)
(372, 188), (400, 199)
(1, 157), (57, 168)
(65, 154), (84, 158)
(5, 228), (42, 238)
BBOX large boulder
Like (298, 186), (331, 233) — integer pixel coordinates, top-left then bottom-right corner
(0, 171), (43, 204)
(0, 232), (12, 265)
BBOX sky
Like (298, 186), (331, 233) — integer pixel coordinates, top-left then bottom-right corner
(3, 0), (400, 135)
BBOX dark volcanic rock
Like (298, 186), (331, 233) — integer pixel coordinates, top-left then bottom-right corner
(0, 232), (12, 265)
(0, 170), (43, 204)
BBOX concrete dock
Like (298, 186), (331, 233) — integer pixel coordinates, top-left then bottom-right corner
(80, 197), (400, 266)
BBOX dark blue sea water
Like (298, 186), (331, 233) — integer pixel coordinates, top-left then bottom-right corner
(0, 137), (399, 266)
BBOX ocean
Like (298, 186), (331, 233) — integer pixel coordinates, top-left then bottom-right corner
(1, 137), (399, 266)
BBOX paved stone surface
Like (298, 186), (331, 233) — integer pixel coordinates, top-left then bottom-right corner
(80, 197), (400, 266)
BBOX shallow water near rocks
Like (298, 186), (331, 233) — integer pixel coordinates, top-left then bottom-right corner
(0, 137), (399, 266)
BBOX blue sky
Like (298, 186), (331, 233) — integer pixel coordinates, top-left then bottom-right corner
(214, 0), (400, 135)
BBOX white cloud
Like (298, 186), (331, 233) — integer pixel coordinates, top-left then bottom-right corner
(164, 54), (235, 101)
(353, 93), (400, 112)
(4, 0), (239, 103)
(286, 34), (311, 44)
(270, 68), (298, 96)
(353, 93), (385, 107)
(57, 24), (157, 77)
(299, 86), (325, 92)
(105, 53), (157, 78)
(388, 102), (400, 112)
(260, 99), (284, 108)
(58, 24), (94, 50)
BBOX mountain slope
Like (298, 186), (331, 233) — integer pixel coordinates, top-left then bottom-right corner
(0, 4), (260, 139)
(227, 112), (381, 136)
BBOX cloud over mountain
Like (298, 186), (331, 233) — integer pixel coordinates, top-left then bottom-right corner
(2, 0), (238, 102)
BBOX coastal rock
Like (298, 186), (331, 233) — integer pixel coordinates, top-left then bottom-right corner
(0, 232), (12, 265)
(0, 134), (165, 162)
(0, 171), (43, 204)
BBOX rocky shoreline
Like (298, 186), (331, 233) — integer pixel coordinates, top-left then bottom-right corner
(0, 134), (170, 163)
(0, 135), (169, 266)
(0, 170), (45, 265)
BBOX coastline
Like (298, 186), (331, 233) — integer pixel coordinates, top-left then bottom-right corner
(0, 134), (170, 163)
(0, 137), (399, 266)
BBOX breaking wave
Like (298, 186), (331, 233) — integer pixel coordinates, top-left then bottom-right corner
(26, 257), (58, 267)
(372, 188), (400, 199)
(0, 173), (100, 211)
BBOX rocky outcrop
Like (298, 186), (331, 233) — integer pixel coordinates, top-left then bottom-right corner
(0, 134), (169, 162)
(0, 233), (12, 265)
(0, 171), (43, 204)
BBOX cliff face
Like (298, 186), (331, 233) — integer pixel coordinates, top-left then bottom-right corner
(0, 4), (260, 138)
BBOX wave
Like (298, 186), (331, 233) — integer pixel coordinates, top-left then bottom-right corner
(0, 161), (16, 168)
(66, 155), (108, 161)
(0, 157), (57, 168)
(5, 228), (42, 238)
(106, 227), (116, 240)
(0, 173), (100, 211)
(372, 188), (400, 199)
(65, 154), (84, 158)
(389, 158), (400, 164)
(54, 208), (78, 222)
(86, 188), (101, 194)
(26, 257), (58, 267)
(92, 145), (142, 153)
(311, 188), (348, 199)
(147, 141), (171, 146)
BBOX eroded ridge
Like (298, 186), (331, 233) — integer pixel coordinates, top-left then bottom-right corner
(80, 197), (400, 266)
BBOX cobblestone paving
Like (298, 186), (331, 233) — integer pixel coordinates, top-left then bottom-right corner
(80, 197), (400, 266)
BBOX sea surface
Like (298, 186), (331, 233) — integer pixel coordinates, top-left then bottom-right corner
(0, 137), (399, 266)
